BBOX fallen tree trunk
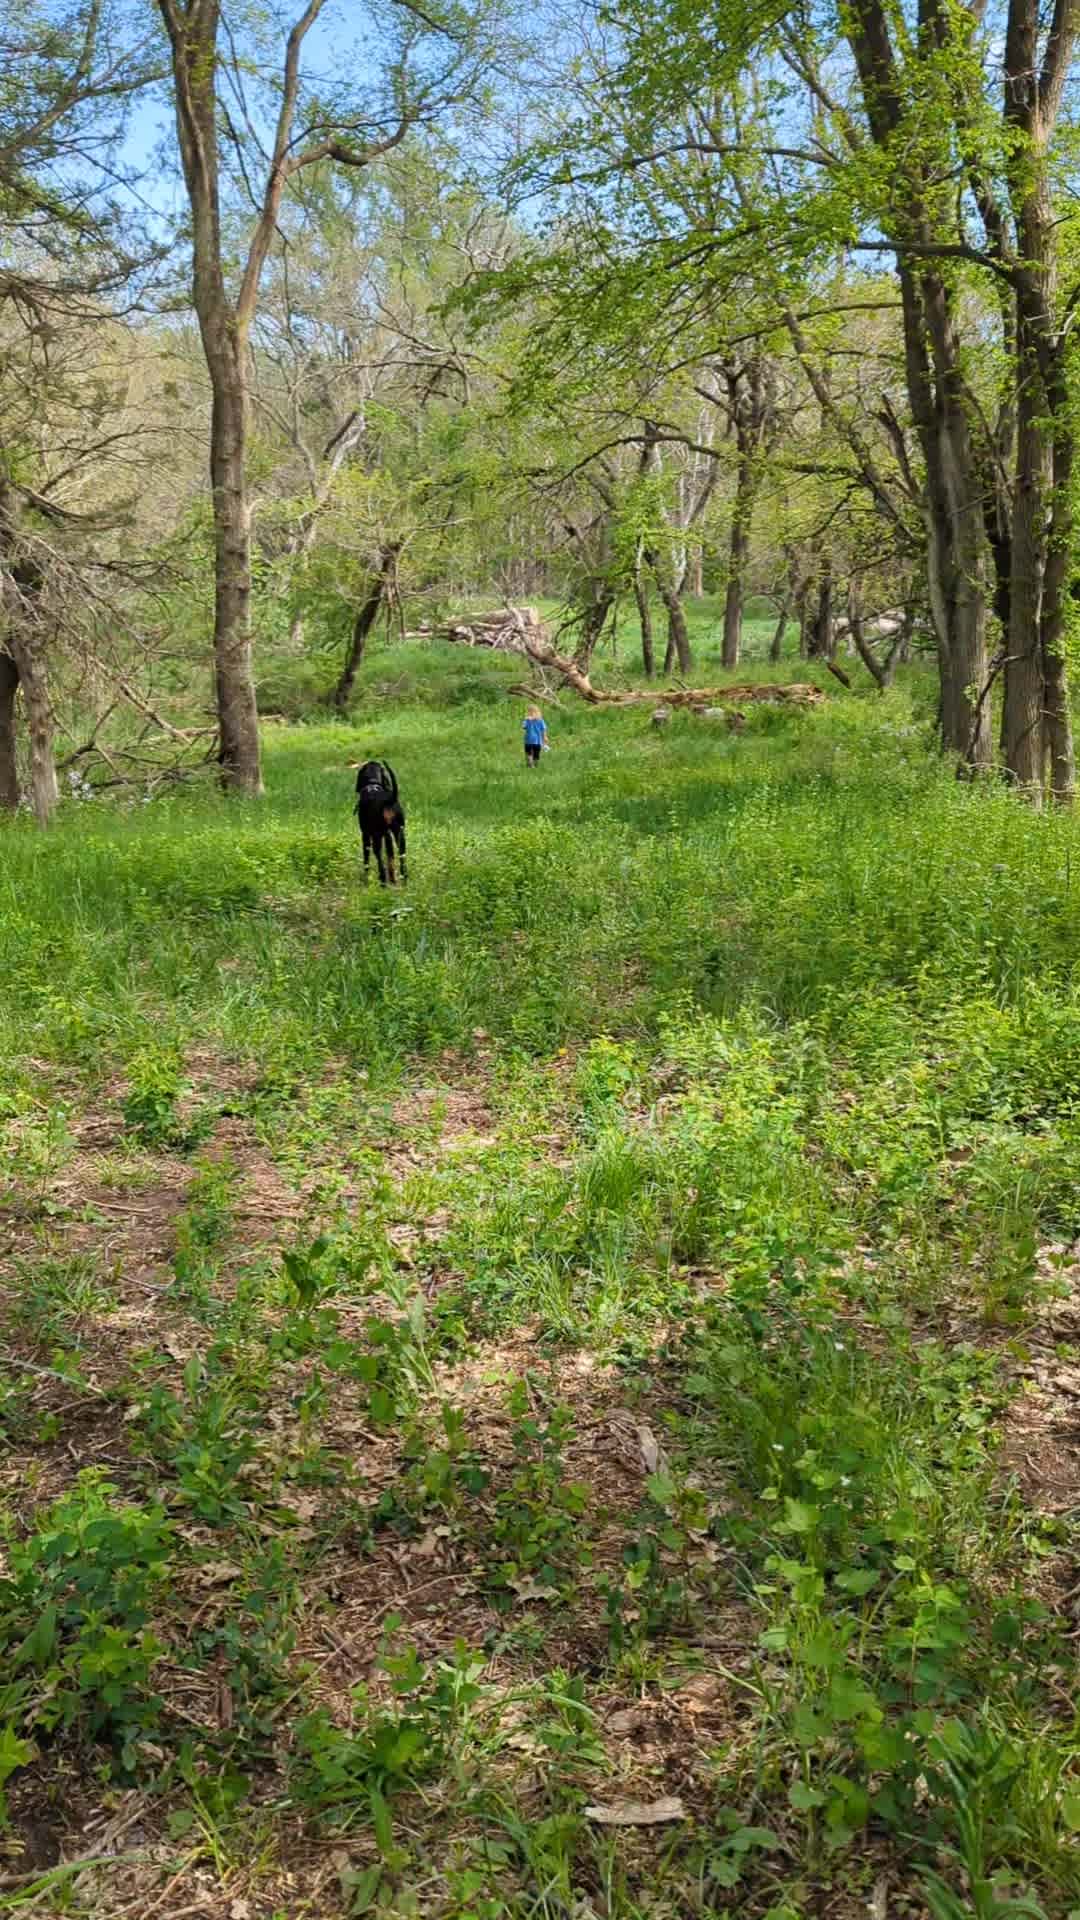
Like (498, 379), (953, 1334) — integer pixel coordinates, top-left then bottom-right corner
(434, 607), (825, 709)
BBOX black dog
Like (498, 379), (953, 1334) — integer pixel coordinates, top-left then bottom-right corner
(355, 760), (407, 886)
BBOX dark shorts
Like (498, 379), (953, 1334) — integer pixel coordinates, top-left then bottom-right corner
(525, 742), (541, 764)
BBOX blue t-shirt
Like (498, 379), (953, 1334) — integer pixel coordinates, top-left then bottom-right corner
(523, 717), (546, 746)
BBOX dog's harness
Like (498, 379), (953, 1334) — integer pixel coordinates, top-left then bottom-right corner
(355, 764), (397, 818)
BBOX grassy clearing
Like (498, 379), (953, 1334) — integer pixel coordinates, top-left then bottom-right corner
(1, 646), (1079, 1918)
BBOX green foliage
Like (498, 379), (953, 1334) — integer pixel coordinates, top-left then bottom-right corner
(121, 1048), (193, 1150)
(484, 1385), (589, 1599)
(292, 1634), (485, 1816)
(4, 650), (1080, 1913)
(0, 1473), (173, 1775)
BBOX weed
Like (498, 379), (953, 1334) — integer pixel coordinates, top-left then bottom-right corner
(170, 1155), (237, 1310)
(291, 1633), (485, 1820)
(3, 649), (1080, 1912)
(0, 1471), (173, 1774)
(484, 1383), (589, 1600)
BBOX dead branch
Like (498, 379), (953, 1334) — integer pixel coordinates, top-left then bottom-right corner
(435, 607), (826, 710)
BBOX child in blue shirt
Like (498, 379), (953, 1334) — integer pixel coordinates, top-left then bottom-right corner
(522, 705), (548, 766)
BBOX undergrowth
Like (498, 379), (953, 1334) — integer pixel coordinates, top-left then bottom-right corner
(0, 649), (1078, 1916)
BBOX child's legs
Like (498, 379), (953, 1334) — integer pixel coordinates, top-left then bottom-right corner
(525, 742), (540, 765)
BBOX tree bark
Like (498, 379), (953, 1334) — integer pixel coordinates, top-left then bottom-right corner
(6, 632), (57, 824)
(720, 357), (769, 670)
(1002, 360), (1048, 794)
(645, 550), (691, 675)
(796, 583), (811, 657)
(722, 450), (756, 668)
(332, 543), (399, 709)
(807, 559), (834, 659)
(999, 0), (1077, 802)
(899, 266), (993, 771)
(207, 356), (262, 791)
(844, 0), (993, 773)
(633, 545), (654, 677)
(0, 652), (18, 810)
(659, 577), (691, 675)
(769, 596), (790, 663)
(574, 583), (615, 670)
(1040, 405), (1076, 803)
(722, 513), (747, 668)
(847, 596), (906, 690)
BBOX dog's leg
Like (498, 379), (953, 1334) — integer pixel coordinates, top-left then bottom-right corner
(375, 836), (390, 886)
(395, 822), (407, 884)
(361, 829), (372, 882)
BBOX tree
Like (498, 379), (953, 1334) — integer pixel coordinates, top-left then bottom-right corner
(154, 0), (492, 792)
(493, 0), (1079, 793)
(0, 0), (156, 820)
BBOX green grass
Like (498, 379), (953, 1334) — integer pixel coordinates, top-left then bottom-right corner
(1, 643), (1079, 1917)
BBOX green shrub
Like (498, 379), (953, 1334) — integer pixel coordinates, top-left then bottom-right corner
(0, 1472), (173, 1775)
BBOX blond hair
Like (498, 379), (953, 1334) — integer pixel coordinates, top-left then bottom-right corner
(525, 704), (542, 720)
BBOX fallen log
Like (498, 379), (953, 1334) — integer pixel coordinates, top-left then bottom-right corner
(436, 607), (826, 708)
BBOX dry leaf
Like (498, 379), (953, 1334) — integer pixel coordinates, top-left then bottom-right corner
(868, 1876), (888, 1920)
(635, 1424), (670, 1475)
(505, 1731), (546, 1757)
(585, 1797), (685, 1827)
(606, 1707), (651, 1736)
(509, 1578), (556, 1604)
(678, 1672), (727, 1709)
(200, 1561), (242, 1586)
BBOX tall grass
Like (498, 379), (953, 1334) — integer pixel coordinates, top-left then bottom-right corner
(3, 649), (1078, 1092)
(3, 645), (1080, 1914)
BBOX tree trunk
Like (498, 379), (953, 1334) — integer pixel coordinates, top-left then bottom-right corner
(157, 0), (265, 798)
(633, 548), (654, 678)
(848, 595), (885, 689)
(659, 580), (691, 675)
(807, 561), (834, 658)
(769, 597), (790, 663)
(999, 0), (1077, 802)
(0, 652), (18, 810)
(1043, 636), (1074, 801)
(575, 584), (615, 670)
(688, 547), (704, 596)
(843, 0), (993, 773)
(646, 552), (692, 675)
(207, 357), (263, 794)
(796, 584), (811, 657)
(332, 543), (399, 710)
(849, 605), (907, 690)
(722, 559), (743, 667)
(722, 453), (755, 668)
(1002, 370), (1048, 796)
(6, 633), (57, 824)
(904, 270), (992, 772)
(1040, 408), (1076, 803)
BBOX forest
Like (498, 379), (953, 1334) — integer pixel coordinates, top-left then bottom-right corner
(2, 0), (1080, 1916)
